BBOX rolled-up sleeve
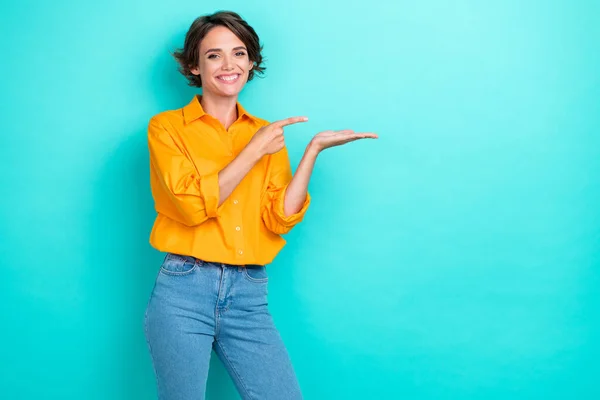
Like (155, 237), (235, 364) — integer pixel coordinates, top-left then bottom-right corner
(261, 146), (311, 235)
(148, 117), (221, 226)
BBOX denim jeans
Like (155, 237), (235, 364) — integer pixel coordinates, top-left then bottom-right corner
(144, 253), (303, 400)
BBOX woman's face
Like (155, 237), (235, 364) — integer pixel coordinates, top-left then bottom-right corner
(191, 26), (254, 98)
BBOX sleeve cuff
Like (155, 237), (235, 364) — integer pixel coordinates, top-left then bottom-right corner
(273, 187), (311, 227)
(199, 172), (220, 218)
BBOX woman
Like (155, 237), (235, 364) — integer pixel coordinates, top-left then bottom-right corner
(144, 11), (377, 400)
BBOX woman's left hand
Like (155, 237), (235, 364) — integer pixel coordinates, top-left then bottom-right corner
(309, 130), (378, 153)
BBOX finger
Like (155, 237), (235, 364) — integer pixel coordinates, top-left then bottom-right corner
(336, 130), (377, 138)
(272, 116), (309, 128)
(356, 132), (378, 139)
(339, 136), (376, 144)
(341, 131), (377, 139)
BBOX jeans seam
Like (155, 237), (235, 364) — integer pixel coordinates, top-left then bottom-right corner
(159, 267), (198, 276)
(144, 309), (162, 399)
(242, 268), (269, 283)
(215, 266), (224, 336)
(216, 340), (254, 400)
(159, 262), (198, 276)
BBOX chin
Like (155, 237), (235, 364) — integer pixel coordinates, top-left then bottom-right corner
(206, 81), (246, 98)
(219, 89), (243, 98)
(219, 86), (246, 98)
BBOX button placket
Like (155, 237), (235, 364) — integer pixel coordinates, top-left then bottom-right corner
(232, 198), (244, 258)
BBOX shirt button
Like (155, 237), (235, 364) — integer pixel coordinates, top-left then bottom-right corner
(238, 250), (244, 255)
(235, 226), (241, 231)
(233, 199), (239, 205)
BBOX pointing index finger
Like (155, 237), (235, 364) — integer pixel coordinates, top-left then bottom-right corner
(272, 116), (309, 128)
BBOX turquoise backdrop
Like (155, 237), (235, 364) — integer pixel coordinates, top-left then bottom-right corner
(1, 0), (599, 399)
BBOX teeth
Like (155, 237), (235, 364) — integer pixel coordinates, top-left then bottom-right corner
(219, 75), (239, 81)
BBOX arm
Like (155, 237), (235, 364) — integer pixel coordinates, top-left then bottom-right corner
(218, 145), (262, 206)
(261, 146), (312, 235)
(283, 143), (319, 216)
(148, 117), (261, 226)
(149, 115), (309, 227)
(221, 115), (311, 206)
(272, 129), (379, 227)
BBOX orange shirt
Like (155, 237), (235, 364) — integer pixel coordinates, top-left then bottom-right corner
(147, 95), (311, 265)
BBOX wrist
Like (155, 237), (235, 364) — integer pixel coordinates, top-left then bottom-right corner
(243, 142), (265, 162)
(306, 140), (321, 157)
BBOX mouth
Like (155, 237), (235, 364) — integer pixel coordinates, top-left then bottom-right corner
(216, 74), (241, 84)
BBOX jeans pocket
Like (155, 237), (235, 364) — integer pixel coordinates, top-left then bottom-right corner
(243, 265), (269, 283)
(159, 253), (199, 276)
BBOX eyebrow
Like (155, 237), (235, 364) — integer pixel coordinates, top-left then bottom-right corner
(204, 46), (247, 54)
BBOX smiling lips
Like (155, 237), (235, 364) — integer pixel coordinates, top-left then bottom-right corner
(217, 74), (240, 84)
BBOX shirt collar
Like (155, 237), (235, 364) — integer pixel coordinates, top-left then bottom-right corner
(183, 95), (261, 125)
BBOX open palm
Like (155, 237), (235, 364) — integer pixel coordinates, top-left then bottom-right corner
(311, 129), (378, 152)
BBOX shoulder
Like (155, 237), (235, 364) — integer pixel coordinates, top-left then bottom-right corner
(149, 108), (183, 129)
(147, 108), (187, 138)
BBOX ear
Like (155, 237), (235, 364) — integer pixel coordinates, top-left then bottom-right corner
(190, 66), (200, 76)
(249, 61), (254, 71)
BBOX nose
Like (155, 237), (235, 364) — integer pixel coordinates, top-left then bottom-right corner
(222, 55), (234, 71)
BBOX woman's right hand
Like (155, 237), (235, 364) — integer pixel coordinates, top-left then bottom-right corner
(247, 116), (308, 157)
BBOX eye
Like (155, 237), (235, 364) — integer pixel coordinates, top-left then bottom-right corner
(207, 54), (219, 59)
(235, 51), (247, 57)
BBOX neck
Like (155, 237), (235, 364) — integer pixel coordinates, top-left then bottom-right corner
(200, 92), (239, 130)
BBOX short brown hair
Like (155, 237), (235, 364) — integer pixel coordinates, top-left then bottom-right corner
(173, 11), (266, 88)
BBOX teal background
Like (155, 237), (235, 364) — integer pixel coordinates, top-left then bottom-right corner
(1, 0), (599, 398)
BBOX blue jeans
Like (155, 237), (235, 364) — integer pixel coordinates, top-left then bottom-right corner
(144, 253), (303, 400)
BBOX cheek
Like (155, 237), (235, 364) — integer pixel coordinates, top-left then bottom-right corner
(200, 57), (218, 69)
(201, 62), (213, 74)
